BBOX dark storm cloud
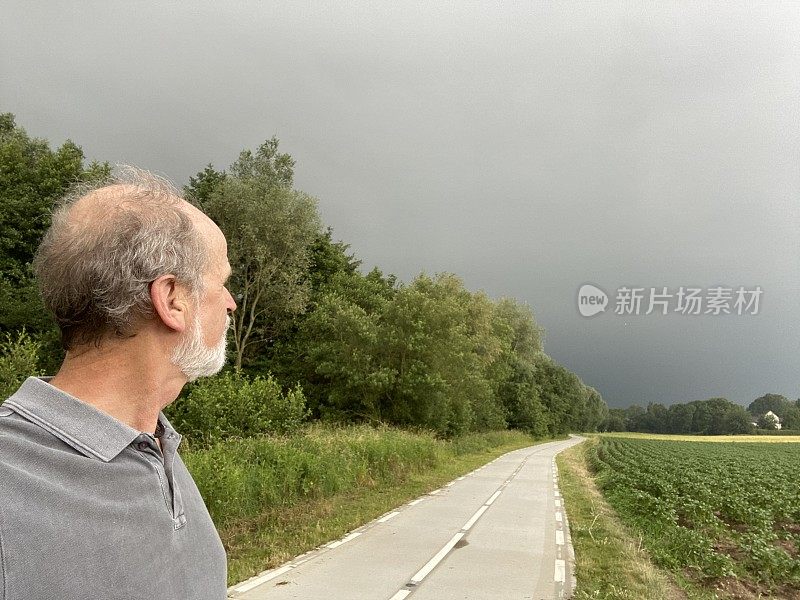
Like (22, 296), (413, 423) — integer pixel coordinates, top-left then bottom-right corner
(2, 2), (798, 407)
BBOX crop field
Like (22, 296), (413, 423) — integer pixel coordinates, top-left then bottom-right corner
(589, 437), (800, 597)
(600, 432), (800, 443)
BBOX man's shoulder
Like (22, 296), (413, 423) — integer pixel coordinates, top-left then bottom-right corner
(0, 403), (45, 447)
(0, 403), (77, 471)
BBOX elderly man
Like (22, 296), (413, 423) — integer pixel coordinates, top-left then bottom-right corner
(0, 168), (236, 599)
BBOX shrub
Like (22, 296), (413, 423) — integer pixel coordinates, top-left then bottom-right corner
(166, 370), (308, 446)
(0, 330), (41, 399)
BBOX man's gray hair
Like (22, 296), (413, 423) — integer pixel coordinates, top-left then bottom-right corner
(34, 166), (209, 350)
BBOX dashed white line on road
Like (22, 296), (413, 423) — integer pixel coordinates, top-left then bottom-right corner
(554, 498), (562, 508)
(462, 505), (489, 531)
(555, 512), (563, 522)
(411, 532), (465, 584)
(556, 530), (565, 546)
(486, 490), (502, 506)
(378, 512), (400, 523)
(555, 559), (566, 583)
(389, 590), (412, 600)
(233, 565), (293, 593)
(327, 531), (362, 549)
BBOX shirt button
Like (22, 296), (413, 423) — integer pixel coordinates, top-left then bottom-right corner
(136, 441), (150, 451)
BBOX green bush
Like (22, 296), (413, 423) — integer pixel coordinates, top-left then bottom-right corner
(0, 330), (42, 399)
(166, 371), (309, 446)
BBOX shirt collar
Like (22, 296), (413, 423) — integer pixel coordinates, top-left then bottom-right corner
(3, 377), (179, 462)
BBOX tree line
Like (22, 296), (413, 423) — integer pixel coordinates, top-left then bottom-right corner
(0, 112), (608, 437)
(602, 393), (800, 435)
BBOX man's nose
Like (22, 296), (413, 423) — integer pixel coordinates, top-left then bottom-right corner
(225, 288), (237, 312)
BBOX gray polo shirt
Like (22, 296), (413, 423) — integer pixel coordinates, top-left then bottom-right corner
(0, 377), (227, 600)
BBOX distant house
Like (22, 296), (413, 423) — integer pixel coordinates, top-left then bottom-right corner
(757, 410), (782, 430)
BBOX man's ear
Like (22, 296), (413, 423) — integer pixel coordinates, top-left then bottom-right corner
(150, 274), (190, 333)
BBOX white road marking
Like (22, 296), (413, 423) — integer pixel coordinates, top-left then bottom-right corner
(409, 498), (425, 506)
(556, 530), (564, 545)
(411, 532), (465, 584)
(456, 476), (465, 481)
(233, 565), (293, 593)
(555, 512), (563, 522)
(486, 490), (502, 506)
(555, 559), (566, 582)
(462, 505), (489, 531)
(429, 488), (442, 495)
(554, 498), (562, 508)
(389, 590), (412, 600)
(378, 512), (400, 523)
(327, 531), (361, 549)
(554, 490), (560, 497)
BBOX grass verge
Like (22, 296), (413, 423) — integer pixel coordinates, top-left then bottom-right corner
(557, 438), (695, 600)
(182, 424), (546, 586)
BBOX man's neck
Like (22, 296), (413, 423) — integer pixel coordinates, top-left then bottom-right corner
(49, 337), (186, 435)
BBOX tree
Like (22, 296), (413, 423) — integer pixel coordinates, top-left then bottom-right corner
(641, 402), (668, 433)
(486, 298), (549, 436)
(582, 387), (609, 432)
(535, 357), (587, 434)
(601, 408), (627, 432)
(305, 228), (361, 297)
(624, 405), (646, 431)
(782, 405), (800, 430)
(747, 394), (792, 420)
(0, 113), (109, 372)
(380, 273), (504, 436)
(291, 270), (396, 421)
(722, 405), (754, 434)
(184, 164), (226, 211)
(0, 113), (109, 281)
(666, 402), (695, 434)
(198, 139), (322, 369)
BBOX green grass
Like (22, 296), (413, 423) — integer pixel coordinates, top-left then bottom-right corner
(182, 424), (546, 586)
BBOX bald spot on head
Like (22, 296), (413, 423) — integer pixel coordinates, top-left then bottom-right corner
(67, 183), (181, 226)
(66, 184), (226, 261)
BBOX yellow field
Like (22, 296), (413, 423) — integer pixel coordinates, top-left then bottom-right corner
(595, 431), (800, 443)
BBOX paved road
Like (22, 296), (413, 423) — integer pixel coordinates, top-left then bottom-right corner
(229, 436), (585, 600)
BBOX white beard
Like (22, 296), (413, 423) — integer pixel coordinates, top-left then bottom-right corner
(171, 313), (230, 382)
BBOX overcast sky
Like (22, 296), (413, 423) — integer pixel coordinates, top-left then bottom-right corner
(2, 2), (798, 408)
